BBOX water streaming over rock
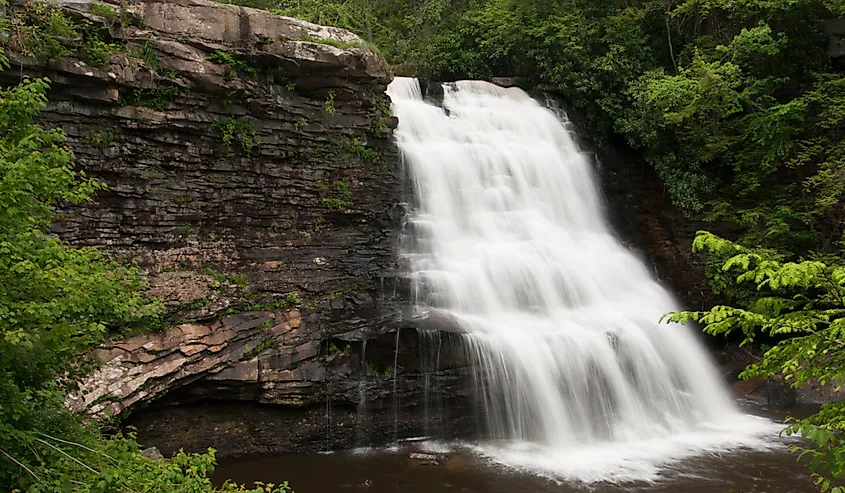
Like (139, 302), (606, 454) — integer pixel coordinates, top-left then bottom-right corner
(386, 78), (779, 481)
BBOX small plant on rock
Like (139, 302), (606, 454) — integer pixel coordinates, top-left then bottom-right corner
(324, 90), (336, 116)
(212, 117), (259, 153)
(207, 49), (258, 78)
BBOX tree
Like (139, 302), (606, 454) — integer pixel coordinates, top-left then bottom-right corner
(666, 231), (845, 491)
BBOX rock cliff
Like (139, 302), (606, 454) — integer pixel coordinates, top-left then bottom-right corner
(0, 0), (461, 448)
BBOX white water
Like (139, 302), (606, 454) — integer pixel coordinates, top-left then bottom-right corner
(386, 78), (779, 482)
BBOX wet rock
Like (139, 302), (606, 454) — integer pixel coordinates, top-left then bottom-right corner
(141, 447), (164, 460)
(409, 452), (442, 466)
(490, 77), (518, 88)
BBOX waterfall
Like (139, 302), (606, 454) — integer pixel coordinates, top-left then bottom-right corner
(387, 78), (777, 482)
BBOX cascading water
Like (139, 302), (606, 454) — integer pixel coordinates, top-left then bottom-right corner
(387, 78), (778, 482)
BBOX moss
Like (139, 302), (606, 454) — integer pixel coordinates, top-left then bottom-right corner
(171, 193), (190, 205)
(242, 337), (279, 360)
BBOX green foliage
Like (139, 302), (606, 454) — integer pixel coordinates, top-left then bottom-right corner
(10, 3), (80, 60)
(88, 2), (117, 24)
(5, 2), (123, 66)
(365, 361), (394, 378)
(0, 76), (292, 492)
(228, 293), (303, 314)
(340, 136), (379, 163)
(83, 128), (116, 148)
(243, 337), (278, 359)
(212, 117), (259, 153)
(666, 232), (845, 489)
(320, 180), (352, 210)
(136, 40), (159, 71)
(82, 36), (122, 67)
(180, 298), (213, 311)
(208, 50), (258, 79)
(237, 0), (842, 252)
(122, 85), (180, 110)
(201, 268), (249, 289)
(376, 94), (392, 116)
(323, 90), (336, 116)
(328, 343), (351, 356)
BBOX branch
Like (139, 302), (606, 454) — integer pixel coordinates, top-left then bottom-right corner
(664, 9), (678, 72)
(34, 438), (100, 475)
(821, 270), (845, 309)
(0, 448), (41, 482)
(38, 433), (118, 464)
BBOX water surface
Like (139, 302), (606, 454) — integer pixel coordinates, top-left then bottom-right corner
(214, 439), (814, 493)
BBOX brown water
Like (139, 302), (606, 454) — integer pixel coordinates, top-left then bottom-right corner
(214, 440), (815, 493)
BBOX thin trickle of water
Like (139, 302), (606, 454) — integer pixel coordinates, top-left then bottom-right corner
(392, 329), (401, 445)
(356, 340), (370, 448)
(325, 391), (332, 452)
(386, 78), (779, 482)
(417, 329), (441, 437)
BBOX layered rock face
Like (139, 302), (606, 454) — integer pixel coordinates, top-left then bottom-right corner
(10, 0), (401, 321)
(0, 0), (474, 452)
(70, 308), (478, 455)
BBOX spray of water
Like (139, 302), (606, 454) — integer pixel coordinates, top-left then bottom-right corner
(386, 78), (779, 482)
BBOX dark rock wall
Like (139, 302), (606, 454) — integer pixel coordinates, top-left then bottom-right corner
(1, 0), (405, 338)
(3, 0), (442, 452)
